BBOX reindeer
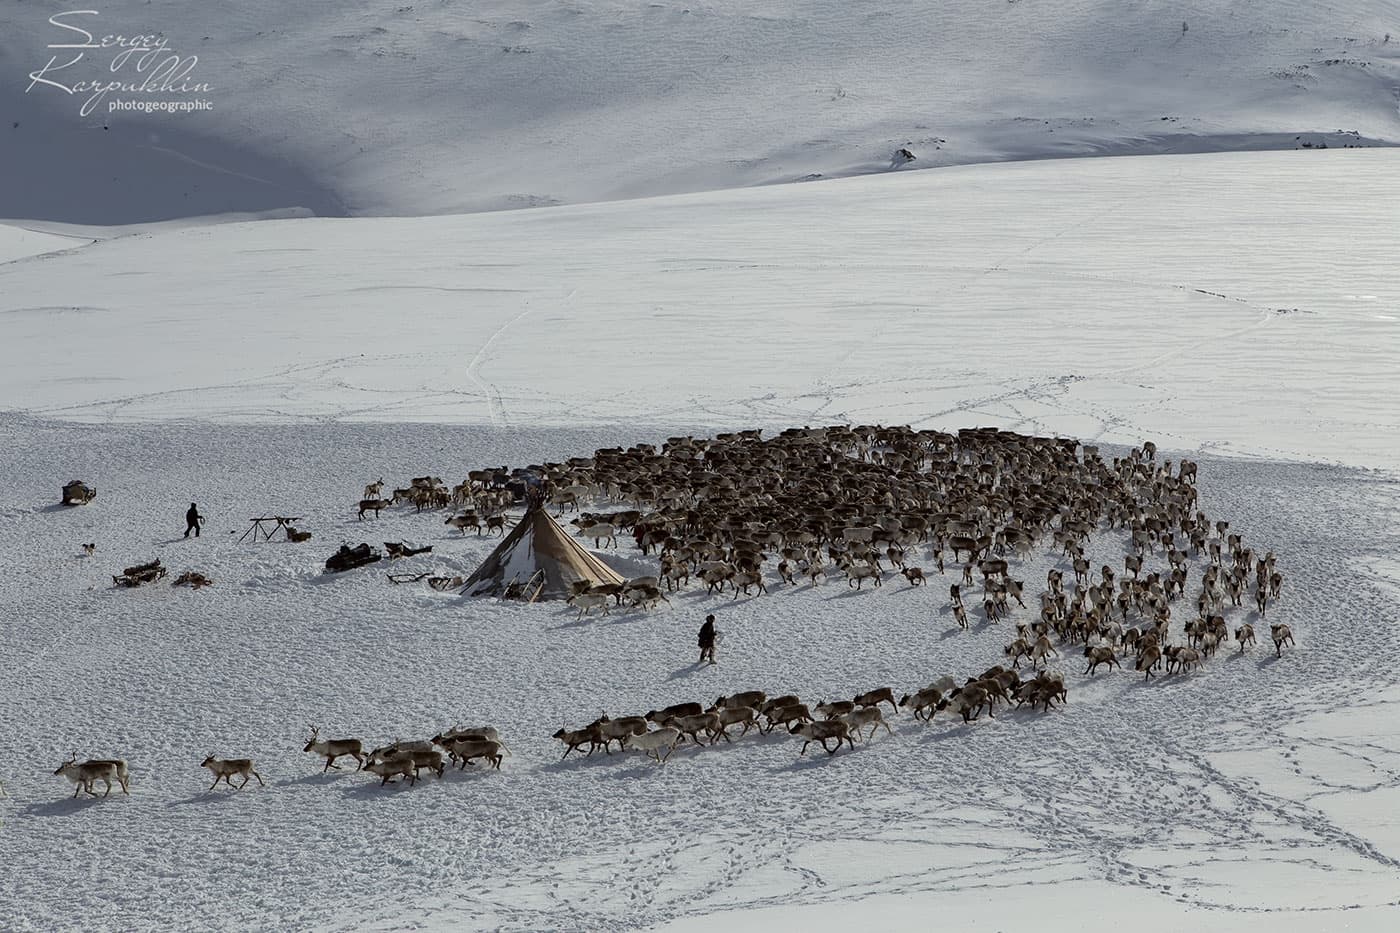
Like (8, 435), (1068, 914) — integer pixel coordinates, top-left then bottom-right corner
(357, 498), (389, 520)
(1004, 579), (1025, 607)
(302, 725), (364, 772)
(843, 559), (882, 589)
(630, 727), (682, 763)
(1004, 637), (1032, 669)
(363, 478), (385, 500)
(200, 756), (265, 791)
(53, 754), (130, 797)
(789, 720), (854, 755)
(445, 513), (480, 535)
(1271, 623), (1295, 658)
(553, 724), (601, 759)
(568, 592), (611, 618)
(1029, 634), (1058, 669)
(1083, 645), (1120, 675)
(363, 754), (419, 786)
(898, 686), (944, 722)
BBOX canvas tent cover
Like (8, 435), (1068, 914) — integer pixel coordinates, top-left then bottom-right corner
(463, 507), (624, 600)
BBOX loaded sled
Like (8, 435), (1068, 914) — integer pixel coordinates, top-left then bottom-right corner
(114, 558), (166, 587)
(325, 543), (382, 573)
(61, 480), (96, 506)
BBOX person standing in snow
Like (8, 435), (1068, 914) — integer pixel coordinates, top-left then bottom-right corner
(184, 502), (203, 538)
(698, 614), (718, 665)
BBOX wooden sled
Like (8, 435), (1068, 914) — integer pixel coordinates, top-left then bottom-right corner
(114, 559), (166, 587)
(384, 541), (433, 560)
(386, 571), (431, 584)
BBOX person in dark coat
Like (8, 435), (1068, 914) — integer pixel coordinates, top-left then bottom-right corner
(184, 502), (203, 538)
(698, 614), (718, 665)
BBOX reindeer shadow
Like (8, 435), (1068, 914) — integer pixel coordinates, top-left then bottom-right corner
(341, 778), (419, 799)
(605, 762), (668, 779)
(167, 790), (244, 807)
(544, 615), (596, 631)
(439, 764), (505, 783)
(540, 752), (628, 774)
(21, 795), (117, 817)
(275, 771), (353, 788)
(918, 721), (978, 743)
(665, 662), (711, 682)
(774, 746), (860, 771)
(822, 587), (871, 601)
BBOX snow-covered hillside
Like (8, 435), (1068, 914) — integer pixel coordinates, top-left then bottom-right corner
(2, 149), (1396, 469)
(5, 0), (1399, 222)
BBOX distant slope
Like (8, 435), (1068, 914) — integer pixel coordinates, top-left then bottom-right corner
(4, 0), (1398, 222)
(0, 224), (82, 264)
(1, 149), (1396, 469)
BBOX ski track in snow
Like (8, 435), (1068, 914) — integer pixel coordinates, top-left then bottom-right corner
(1, 417), (1399, 931)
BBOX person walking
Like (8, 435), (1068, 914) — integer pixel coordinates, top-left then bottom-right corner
(184, 502), (203, 538)
(698, 614), (718, 665)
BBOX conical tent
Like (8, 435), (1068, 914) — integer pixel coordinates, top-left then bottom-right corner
(462, 507), (625, 600)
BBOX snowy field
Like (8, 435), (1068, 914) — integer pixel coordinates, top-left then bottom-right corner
(5, 0), (1398, 222)
(1, 418), (1399, 932)
(2, 149), (1397, 469)
(3, 31), (1400, 920)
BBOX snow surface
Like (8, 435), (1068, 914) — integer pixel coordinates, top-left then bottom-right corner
(3, 38), (1400, 922)
(2, 149), (1397, 469)
(4, 0), (1398, 222)
(2, 420), (1399, 932)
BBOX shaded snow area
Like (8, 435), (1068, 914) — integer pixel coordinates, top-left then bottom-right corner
(2, 416), (1399, 931)
(4, 0), (1398, 222)
(2, 150), (1398, 470)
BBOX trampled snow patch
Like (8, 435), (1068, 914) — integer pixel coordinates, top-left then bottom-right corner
(1, 418), (1398, 931)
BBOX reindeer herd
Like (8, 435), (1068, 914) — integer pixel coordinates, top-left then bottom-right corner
(46, 425), (1296, 799)
(551, 670), (1072, 763)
